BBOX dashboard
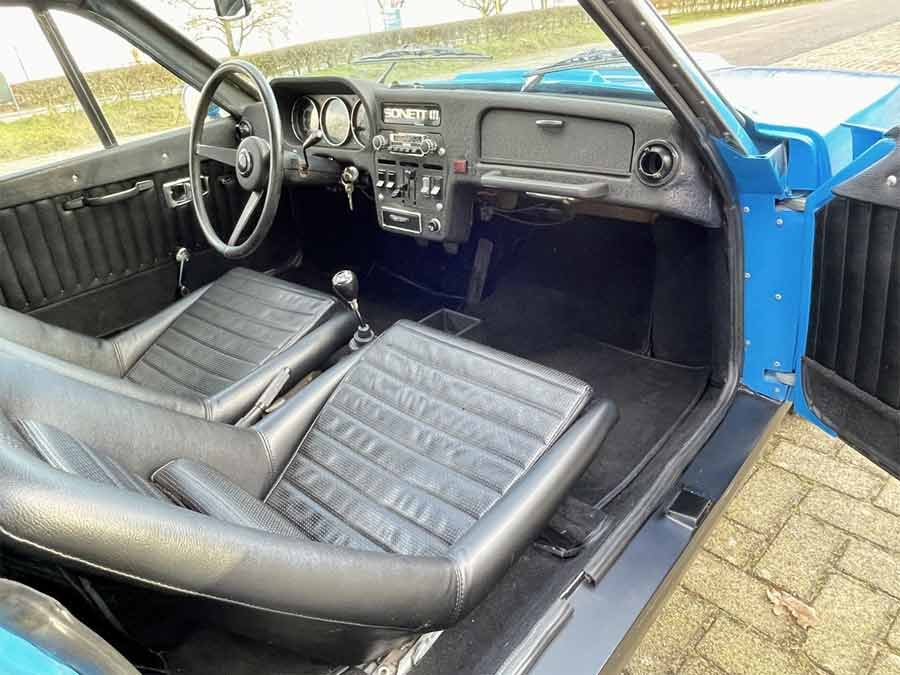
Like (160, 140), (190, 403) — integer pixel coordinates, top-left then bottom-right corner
(268, 77), (723, 246)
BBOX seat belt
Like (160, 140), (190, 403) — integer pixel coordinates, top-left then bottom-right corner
(235, 367), (292, 428)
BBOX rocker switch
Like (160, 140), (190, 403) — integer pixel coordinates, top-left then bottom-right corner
(420, 176), (432, 196)
(385, 172), (397, 191)
(430, 177), (443, 197)
(375, 170), (386, 189)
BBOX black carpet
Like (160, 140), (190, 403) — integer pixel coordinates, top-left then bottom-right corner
(468, 280), (710, 507)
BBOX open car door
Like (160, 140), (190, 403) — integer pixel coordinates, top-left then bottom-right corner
(796, 129), (900, 474)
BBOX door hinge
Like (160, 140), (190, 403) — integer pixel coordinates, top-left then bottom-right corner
(764, 370), (797, 386)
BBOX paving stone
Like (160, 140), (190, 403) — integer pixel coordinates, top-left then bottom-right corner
(682, 551), (800, 642)
(801, 487), (900, 552)
(703, 517), (768, 569)
(872, 652), (900, 675)
(754, 513), (845, 601)
(887, 615), (900, 652)
(726, 463), (810, 536)
(804, 574), (896, 675)
(678, 655), (725, 675)
(837, 539), (900, 599)
(768, 441), (884, 499)
(836, 445), (892, 479)
(627, 588), (715, 675)
(697, 615), (816, 675)
(876, 481), (900, 516)
(775, 414), (842, 456)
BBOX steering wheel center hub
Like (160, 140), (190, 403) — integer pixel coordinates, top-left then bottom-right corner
(235, 136), (270, 192)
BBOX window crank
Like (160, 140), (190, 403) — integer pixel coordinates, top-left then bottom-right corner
(175, 247), (191, 297)
(341, 166), (360, 211)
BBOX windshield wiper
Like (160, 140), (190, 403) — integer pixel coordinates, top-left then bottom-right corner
(521, 47), (629, 92)
(353, 45), (492, 84)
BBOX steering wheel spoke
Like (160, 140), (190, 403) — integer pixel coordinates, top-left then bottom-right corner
(228, 190), (263, 246)
(196, 144), (237, 167)
(189, 59), (283, 259)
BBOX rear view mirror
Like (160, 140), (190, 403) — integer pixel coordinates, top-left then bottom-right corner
(214, 0), (251, 19)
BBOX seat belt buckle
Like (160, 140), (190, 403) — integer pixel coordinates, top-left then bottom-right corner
(235, 367), (291, 428)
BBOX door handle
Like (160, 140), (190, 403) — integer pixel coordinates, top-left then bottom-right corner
(63, 180), (153, 210)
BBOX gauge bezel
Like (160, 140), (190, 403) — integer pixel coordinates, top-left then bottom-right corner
(321, 97), (352, 146)
(350, 100), (370, 148)
(290, 95), (320, 143)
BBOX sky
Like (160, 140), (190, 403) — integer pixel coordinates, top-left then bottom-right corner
(0, 0), (576, 84)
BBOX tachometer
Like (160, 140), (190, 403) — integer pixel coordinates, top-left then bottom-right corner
(321, 97), (352, 146)
(291, 96), (320, 142)
(351, 100), (371, 147)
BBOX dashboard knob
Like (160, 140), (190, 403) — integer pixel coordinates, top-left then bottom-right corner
(372, 135), (387, 151)
(421, 138), (438, 155)
(427, 218), (442, 233)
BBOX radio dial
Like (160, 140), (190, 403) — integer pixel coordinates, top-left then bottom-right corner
(420, 138), (439, 155)
(372, 134), (387, 151)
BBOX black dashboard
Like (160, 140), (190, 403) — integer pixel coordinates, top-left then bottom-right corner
(269, 76), (722, 245)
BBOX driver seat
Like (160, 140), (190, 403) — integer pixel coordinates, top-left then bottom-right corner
(0, 267), (356, 423)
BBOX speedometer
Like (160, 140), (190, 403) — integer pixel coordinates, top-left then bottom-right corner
(321, 97), (352, 146)
(291, 96), (319, 142)
(351, 100), (371, 147)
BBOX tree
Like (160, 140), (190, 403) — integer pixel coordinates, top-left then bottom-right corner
(165, 0), (292, 57)
(457, 0), (510, 17)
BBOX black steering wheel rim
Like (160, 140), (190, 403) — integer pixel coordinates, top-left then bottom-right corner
(189, 60), (284, 260)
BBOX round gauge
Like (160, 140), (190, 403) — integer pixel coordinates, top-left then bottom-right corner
(321, 97), (352, 146)
(291, 96), (320, 142)
(351, 100), (371, 147)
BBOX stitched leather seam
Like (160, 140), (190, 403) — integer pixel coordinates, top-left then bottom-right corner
(397, 322), (587, 394)
(253, 428), (276, 480)
(326, 396), (509, 496)
(112, 341), (127, 377)
(307, 422), (484, 521)
(130, 356), (214, 397)
(230, 269), (334, 303)
(181, 311), (281, 350)
(451, 563), (465, 623)
(150, 340), (245, 384)
(196, 297), (300, 335)
(294, 450), (456, 549)
(382, 340), (574, 418)
(14, 421), (65, 470)
(272, 475), (390, 552)
(339, 381), (529, 475)
(0, 524), (428, 631)
(166, 325), (260, 366)
(357, 359), (548, 446)
(212, 281), (321, 317)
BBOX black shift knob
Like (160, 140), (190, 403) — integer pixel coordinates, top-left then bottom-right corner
(332, 270), (359, 305)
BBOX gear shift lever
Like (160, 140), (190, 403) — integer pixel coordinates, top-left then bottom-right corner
(332, 270), (374, 350)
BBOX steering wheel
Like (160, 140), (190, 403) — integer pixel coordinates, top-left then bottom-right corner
(189, 60), (283, 259)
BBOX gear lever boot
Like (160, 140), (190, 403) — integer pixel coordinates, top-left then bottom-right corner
(332, 270), (375, 351)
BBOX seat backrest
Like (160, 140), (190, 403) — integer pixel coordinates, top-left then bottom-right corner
(125, 268), (337, 399)
(265, 320), (592, 557)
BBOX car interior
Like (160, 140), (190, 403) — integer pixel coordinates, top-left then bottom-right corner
(0, 55), (735, 675)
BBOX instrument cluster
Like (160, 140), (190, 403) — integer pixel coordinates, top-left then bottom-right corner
(291, 95), (371, 148)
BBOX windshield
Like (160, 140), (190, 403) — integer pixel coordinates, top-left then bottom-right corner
(140, 0), (649, 97)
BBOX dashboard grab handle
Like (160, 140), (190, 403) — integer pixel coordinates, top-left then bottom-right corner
(480, 171), (609, 200)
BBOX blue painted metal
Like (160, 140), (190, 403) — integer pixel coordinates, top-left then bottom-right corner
(789, 137), (896, 433)
(0, 627), (77, 675)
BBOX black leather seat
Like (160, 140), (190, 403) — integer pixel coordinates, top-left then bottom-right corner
(0, 267), (356, 423)
(0, 320), (617, 663)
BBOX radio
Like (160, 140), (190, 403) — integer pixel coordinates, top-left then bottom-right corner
(372, 132), (445, 158)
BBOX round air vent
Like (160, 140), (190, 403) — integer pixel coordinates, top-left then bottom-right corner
(636, 141), (678, 186)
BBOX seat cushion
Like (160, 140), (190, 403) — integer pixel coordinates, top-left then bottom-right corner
(264, 320), (593, 556)
(125, 268), (340, 399)
(14, 419), (166, 502)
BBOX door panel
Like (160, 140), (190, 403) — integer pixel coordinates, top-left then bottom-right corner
(801, 137), (900, 474)
(0, 122), (247, 336)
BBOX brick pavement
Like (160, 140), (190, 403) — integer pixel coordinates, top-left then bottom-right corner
(625, 415), (900, 675)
